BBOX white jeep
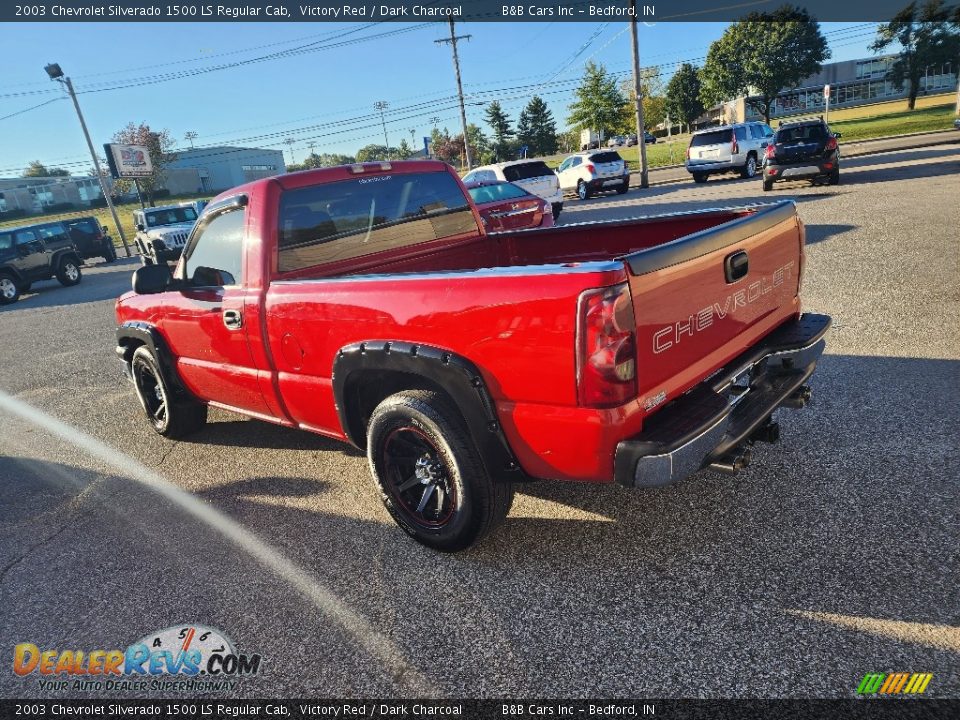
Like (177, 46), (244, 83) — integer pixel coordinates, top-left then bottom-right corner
(133, 203), (201, 265)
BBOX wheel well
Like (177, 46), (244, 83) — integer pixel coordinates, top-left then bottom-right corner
(118, 337), (145, 364)
(342, 369), (452, 449)
(0, 267), (23, 282)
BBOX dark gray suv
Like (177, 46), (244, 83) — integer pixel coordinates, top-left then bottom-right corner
(0, 221), (84, 305)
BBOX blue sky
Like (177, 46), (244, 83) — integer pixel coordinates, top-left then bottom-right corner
(0, 20), (880, 175)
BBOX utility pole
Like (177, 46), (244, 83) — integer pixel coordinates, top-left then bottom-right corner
(374, 101), (391, 158)
(435, 19), (473, 170)
(184, 131), (198, 149)
(283, 137), (297, 165)
(44, 63), (130, 257)
(629, 1), (649, 188)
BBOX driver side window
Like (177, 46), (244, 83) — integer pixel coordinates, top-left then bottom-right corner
(184, 207), (245, 287)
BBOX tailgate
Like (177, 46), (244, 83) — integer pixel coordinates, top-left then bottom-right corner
(623, 201), (803, 408)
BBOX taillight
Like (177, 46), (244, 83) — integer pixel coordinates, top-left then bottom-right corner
(765, 144), (775, 160)
(824, 136), (838, 151)
(577, 283), (637, 408)
(584, 163), (596, 175)
(731, 131), (738, 156)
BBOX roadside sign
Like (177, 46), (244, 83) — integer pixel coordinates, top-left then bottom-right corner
(103, 143), (153, 178)
(423, 136), (431, 158)
(823, 84), (831, 99)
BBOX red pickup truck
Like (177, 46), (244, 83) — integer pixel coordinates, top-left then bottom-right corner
(115, 161), (830, 551)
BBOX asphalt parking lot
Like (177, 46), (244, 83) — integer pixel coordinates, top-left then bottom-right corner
(1, 141), (958, 699)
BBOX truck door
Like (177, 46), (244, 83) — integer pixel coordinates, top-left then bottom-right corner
(159, 202), (273, 418)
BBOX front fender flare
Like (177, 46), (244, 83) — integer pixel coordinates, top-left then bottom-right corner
(115, 321), (194, 399)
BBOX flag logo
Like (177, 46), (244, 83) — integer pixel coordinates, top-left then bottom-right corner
(856, 672), (932, 695)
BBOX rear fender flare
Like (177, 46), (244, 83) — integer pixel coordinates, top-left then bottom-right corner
(332, 341), (530, 483)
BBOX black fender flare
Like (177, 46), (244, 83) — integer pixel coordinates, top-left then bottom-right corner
(0, 265), (25, 284)
(332, 341), (530, 483)
(52, 248), (83, 269)
(115, 321), (195, 400)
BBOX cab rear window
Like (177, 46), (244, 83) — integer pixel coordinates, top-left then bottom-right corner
(690, 130), (731, 147)
(588, 152), (623, 164)
(502, 162), (553, 182)
(277, 170), (478, 273)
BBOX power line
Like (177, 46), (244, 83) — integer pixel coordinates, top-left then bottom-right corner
(0, 97), (65, 122)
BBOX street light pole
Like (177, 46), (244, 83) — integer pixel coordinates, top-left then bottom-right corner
(45, 64), (130, 257)
(374, 101), (391, 157)
(629, 1), (649, 189)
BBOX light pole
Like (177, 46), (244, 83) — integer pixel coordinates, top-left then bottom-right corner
(44, 62), (131, 257)
(184, 131), (198, 149)
(283, 137), (297, 165)
(629, 1), (650, 188)
(374, 101), (391, 158)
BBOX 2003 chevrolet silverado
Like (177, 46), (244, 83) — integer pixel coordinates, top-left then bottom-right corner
(115, 160), (830, 551)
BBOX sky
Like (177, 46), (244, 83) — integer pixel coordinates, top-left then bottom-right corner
(0, 19), (881, 175)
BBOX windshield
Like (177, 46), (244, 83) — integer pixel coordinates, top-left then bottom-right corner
(467, 183), (530, 204)
(145, 207), (198, 227)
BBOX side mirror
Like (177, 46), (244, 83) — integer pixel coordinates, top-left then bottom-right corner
(132, 263), (173, 295)
(833, 132), (842, 138)
(135, 223), (145, 232)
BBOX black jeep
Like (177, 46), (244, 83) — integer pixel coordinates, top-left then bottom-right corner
(63, 216), (117, 263)
(0, 221), (84, 305)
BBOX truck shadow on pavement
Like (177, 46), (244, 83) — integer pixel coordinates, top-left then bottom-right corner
(2, 352), (957, 696)
(183, 416), (365, 456)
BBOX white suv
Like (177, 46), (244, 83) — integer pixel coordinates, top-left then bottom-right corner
(462, 160), (563, 220)
(685, 122), (774, 183)
(556, 151), (630, 200)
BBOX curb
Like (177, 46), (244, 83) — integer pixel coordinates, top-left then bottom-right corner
(627, 130), (960, 189)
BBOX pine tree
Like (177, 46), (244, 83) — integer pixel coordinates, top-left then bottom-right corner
(517, 96), (557, 157)
(483, 101), (514, 160)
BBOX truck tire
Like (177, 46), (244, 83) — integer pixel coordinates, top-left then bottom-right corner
(616, 179), (629, 194)
(0, 272), (20, 305)
(130, 346), (208, 438)
(828, 169), (840, 185)
(55, 257), (82, 287)
(693, 172), (708, 184)
(103, 244), (117, 263)
(367, 389), (514, 552)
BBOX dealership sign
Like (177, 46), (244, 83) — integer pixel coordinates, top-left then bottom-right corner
(103, 143), (153, 178)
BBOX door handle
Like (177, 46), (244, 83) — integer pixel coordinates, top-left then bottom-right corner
(222, 309), (243, 330)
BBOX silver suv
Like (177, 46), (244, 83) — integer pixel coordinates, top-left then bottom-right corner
(685, 122), (774, 183)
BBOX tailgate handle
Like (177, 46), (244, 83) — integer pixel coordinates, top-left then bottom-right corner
(724, 251), (749, 283)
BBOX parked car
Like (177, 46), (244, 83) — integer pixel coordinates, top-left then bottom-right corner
(625, 135), (638, 146)
(556, 150), (630, 200)
(763, 118), (841, 191)
(685, 122), (774, 183)
(116, 160), (828, 550)
(63, 216), (117, 263)
(644, 132), (658, 144)
(0, 221), (83, 305)
(462, 160), (563, 220)
(463, 180), (554, 232)
(133, 203), (201, 265)
(953, 117), (959, 130)
(607, 135), (626, 148)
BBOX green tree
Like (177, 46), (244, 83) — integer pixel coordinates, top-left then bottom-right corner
(396, 139), (414, 160)
(567, 61), (625, 143)
(111, 123), (175, 206)
(516, 96), (558, 157)
(700, 6), (830, 123)
(483, 101), (514, 160)
(287, 152), (357, 171)
(356, 144), (398, 162)
(22, 160), (70, 177)
(665, 63), (705, 133)
(871, 0), (960, 110)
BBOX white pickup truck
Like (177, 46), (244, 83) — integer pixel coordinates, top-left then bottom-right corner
(133, 202), (203, 265)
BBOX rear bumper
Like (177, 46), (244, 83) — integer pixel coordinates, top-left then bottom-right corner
(765, 157), (837, 181)
(587, 176), (629, 191)
(686, 159), (737, 174)
(614, 313), (831, 488)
